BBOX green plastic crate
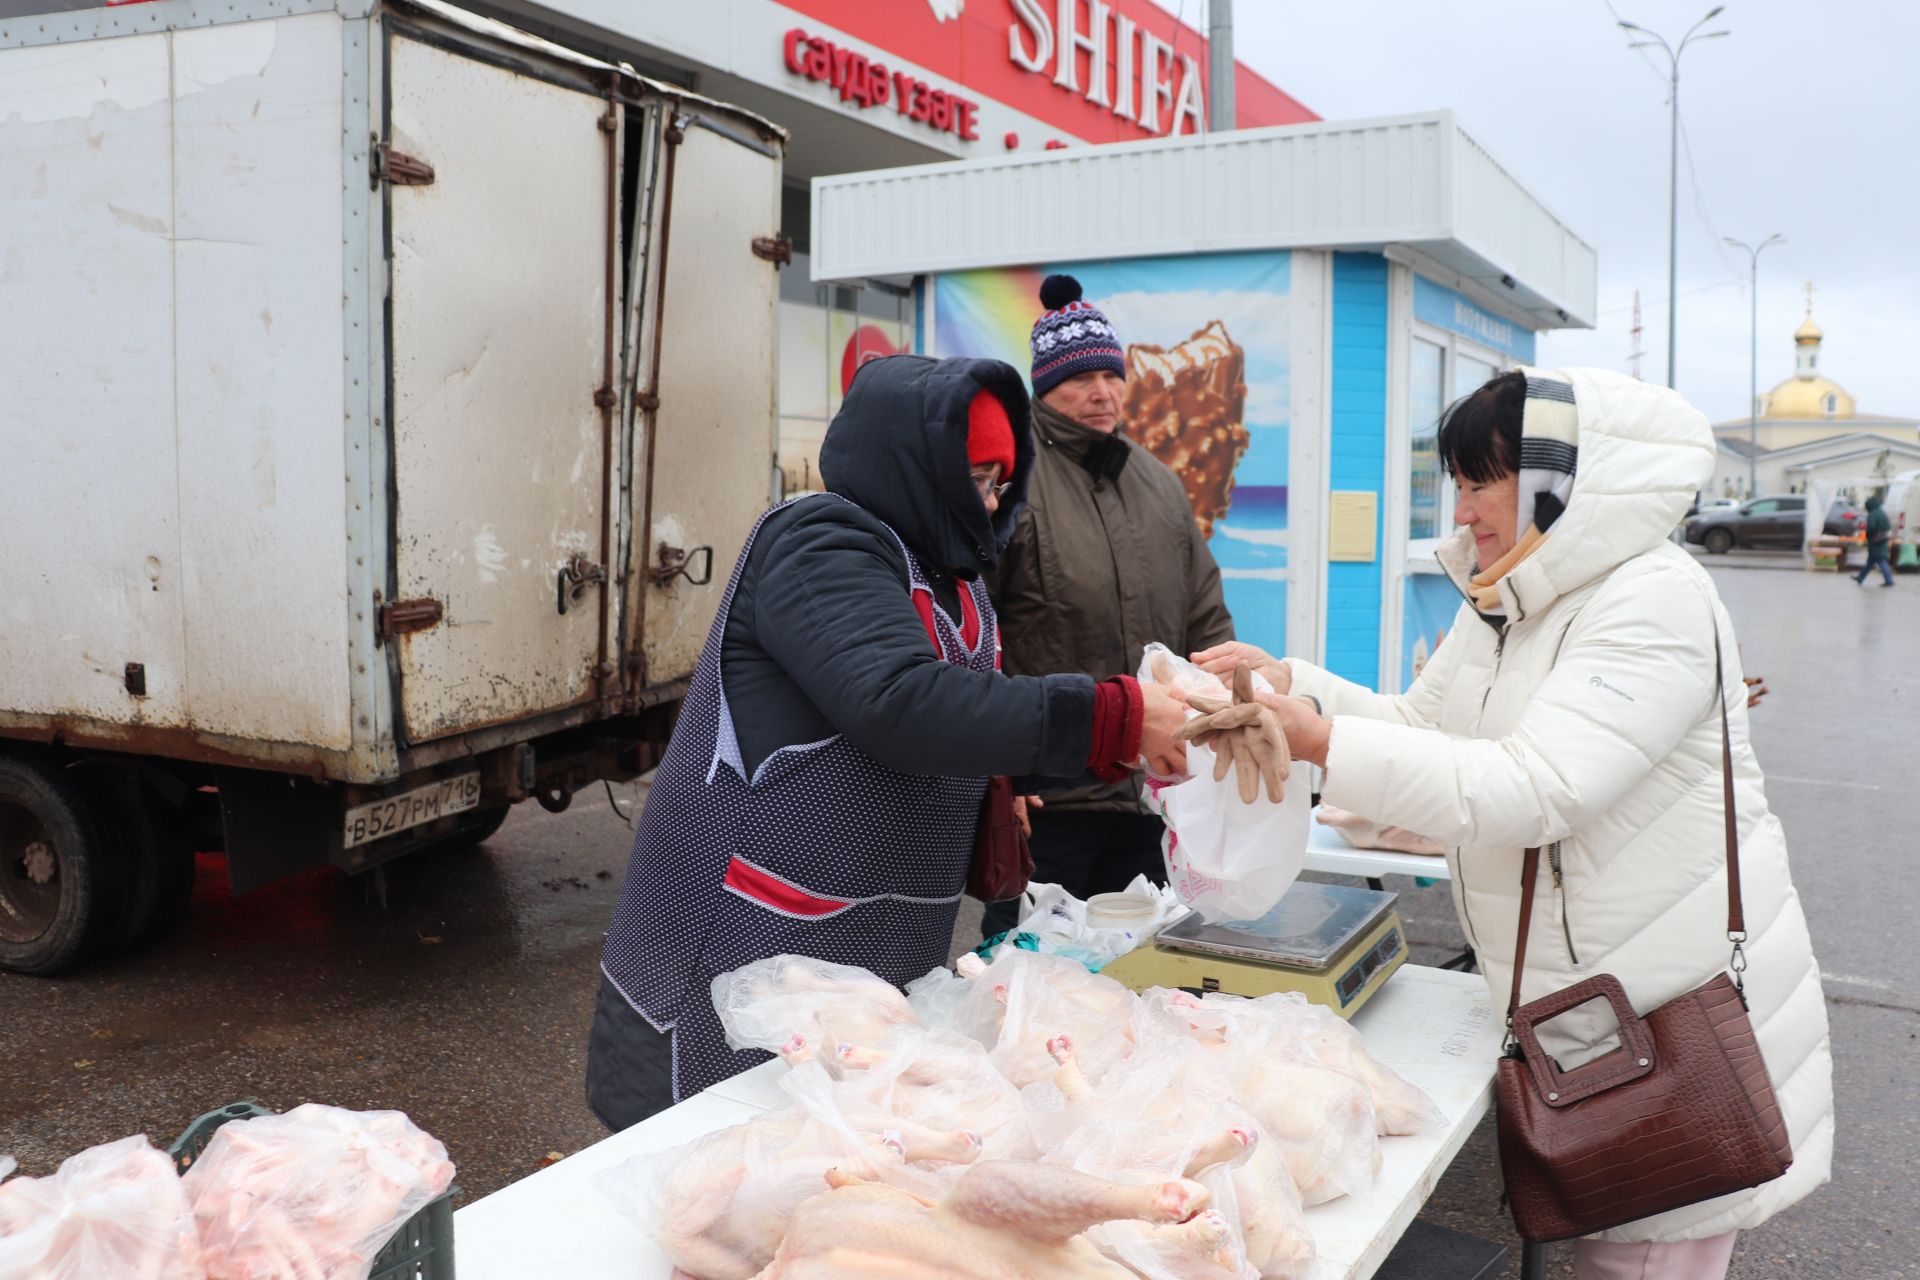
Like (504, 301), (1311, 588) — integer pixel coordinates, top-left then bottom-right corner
(168, 1102), (457, 1280)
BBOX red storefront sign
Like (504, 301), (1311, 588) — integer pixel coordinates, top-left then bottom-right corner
(776, 0), (1315, 144)
(785, 28), (982, 140)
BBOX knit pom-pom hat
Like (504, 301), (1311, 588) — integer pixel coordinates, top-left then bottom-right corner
(1029, 274), (1126, 399)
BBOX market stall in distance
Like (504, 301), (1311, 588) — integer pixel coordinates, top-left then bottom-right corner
(809, 112), (1597, 698)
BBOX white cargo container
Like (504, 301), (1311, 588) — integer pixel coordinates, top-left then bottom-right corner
(0, 0), (787, 972)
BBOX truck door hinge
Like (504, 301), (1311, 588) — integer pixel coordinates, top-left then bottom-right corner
(375, 596), (444, 645)
(751, 235), (793, 267)
(558, 555), (608, 616)
(372, 139), (436, 189)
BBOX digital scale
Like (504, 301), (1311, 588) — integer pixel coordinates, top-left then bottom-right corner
(1102, 882), (1407, 1019)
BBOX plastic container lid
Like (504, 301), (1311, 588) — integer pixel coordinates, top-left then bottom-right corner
(1086, 891), (1158, 930)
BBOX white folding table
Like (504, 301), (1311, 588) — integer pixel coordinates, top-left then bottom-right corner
(454, 965), (1504, 1280)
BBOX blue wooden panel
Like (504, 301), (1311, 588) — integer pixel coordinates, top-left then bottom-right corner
(1324, 253), (1389, 689)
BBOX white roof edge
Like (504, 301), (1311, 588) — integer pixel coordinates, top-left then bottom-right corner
(810, 109), (1594, 329)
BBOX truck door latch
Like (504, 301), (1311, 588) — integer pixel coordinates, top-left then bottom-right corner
(375, 596), (444, 645)
(650, 543), (714, 588)
(558, 555), (607, 615)
(751, 235), (793, 267)
(372, 139), (436, 188)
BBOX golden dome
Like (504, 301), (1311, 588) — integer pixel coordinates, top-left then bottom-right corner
(1793, 313), (1823, 345)
(1763, 374), (1854, 419)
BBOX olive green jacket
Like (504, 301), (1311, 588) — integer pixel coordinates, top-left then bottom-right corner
(988, 400), (1235, 810)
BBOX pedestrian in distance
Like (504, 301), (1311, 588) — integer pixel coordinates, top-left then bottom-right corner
(1853, 494), (1895, 587)
(586, 354), (1192, 1129)
(1194, 369), (1831, 1279)
(980, 274), (1235, 941)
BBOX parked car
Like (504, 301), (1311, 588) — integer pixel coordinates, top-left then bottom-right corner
(1824, 498), (1866, 537)
(1688, 497), (1740, 517)
(1684, 495), (1809, 553)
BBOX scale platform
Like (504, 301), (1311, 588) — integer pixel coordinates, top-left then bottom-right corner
(1102, 882), (1407, 1019)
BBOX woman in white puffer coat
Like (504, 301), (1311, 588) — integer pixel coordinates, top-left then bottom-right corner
(1199, 368), (1832, 1279)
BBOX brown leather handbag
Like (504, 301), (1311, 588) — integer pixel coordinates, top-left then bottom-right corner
(1495, 633), (1792, 1242)
(967, 775), (1034, 904)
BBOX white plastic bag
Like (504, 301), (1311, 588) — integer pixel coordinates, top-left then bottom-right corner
(1140, 644), (1311, 922)
(0, 1136), (206, 1280)
(184, 1105), (453, 1280)
(977, 876), (1188, 970)
(712, 955), (922, 1060)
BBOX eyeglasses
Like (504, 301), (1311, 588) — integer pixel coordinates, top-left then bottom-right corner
(971, 472), (1013, 501)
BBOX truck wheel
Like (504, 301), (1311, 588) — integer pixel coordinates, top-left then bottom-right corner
(438, 805), (512, 853)
(0, 756), (123, 975)
(79, 770), (196, 953)
(1704, 528), (1735, 555)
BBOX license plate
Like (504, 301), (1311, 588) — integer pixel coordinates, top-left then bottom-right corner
(343, 773), (482, 848)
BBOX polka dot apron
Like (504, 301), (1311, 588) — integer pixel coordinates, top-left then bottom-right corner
(600, 494), (997, 1101)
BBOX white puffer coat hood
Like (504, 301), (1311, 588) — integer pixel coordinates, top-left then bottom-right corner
(1291, 367), (1833, 1243)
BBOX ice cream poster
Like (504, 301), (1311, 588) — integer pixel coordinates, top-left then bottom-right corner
(1400, 573), (1462, 692)
(930, 251), (1293, 656)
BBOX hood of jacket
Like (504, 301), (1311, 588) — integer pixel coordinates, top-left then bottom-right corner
(820, 354), (1035, 578)
(1437, 366), (1715, 623)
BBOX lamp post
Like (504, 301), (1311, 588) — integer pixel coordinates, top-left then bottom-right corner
(1618, 8), (1729, 390)
(1725, 233), (1784, 499)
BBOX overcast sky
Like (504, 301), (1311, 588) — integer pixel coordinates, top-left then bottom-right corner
(1159, 0), (1920, 425)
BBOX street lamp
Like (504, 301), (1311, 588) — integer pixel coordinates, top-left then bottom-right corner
(1618, 7), (1729, 390)
(1725, 232), (1784, 499)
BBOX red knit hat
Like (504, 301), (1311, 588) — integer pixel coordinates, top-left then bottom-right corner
(967, 388), (1016, 480)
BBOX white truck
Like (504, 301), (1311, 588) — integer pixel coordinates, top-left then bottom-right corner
(0, 0), (787, 972)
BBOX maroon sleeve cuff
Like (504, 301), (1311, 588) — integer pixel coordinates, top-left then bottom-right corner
(1087, 675), (1145, 782)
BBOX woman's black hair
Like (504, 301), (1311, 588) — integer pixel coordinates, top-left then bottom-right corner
(1436, 369), (1526, 484)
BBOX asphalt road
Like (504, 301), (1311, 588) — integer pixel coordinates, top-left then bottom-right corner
(1, 559), (1912, 1277)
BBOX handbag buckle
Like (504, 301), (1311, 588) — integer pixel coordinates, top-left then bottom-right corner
(1728, 931), (1749, 997)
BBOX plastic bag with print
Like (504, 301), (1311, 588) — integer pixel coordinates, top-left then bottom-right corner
(1139, 644), (1310, 922)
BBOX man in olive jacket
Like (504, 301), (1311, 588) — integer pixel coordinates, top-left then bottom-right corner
(982, 275), (1234, 937)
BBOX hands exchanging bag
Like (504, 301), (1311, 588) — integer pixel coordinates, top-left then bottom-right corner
(1140, 645), (1310, 922)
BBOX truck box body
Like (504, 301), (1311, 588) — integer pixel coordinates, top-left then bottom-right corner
(0, 0), (783, 786)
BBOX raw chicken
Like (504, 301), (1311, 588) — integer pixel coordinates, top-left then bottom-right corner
(954, 951), (1137, 1087)
(715, 956), (922, 1062)
(0, 1135), (205, 1280)
(821, 1029), (1039, 1163)
(1041, 1034), (1315, 1279)
(626, 1069), (986, 1280)
(184, 1105), (453, 1280)
(749, 1160), (1213, 1280)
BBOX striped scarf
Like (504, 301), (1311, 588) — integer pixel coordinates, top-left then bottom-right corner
(1469, 373), (1579, 615)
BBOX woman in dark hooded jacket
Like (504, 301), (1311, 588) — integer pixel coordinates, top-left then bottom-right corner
(1854, 494), (1895, 587)
(587, 355), (1190, 1127)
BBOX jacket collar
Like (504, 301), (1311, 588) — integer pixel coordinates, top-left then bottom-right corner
(1034, 399), (1131, 483)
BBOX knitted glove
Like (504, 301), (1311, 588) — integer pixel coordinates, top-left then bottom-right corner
(1175, 664), (1291, 804)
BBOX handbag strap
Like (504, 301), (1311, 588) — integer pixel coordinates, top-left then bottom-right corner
(1507, 616), (1746, 1031)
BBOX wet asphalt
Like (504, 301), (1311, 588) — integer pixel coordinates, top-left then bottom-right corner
(0, 554), (1913, 1278)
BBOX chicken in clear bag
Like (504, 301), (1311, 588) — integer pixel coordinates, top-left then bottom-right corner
(183, 1105), (453, 1280)
(1139, 645), (1311, 922)
(820, 1027), (1039, 1163)
(0, 1136), (206, 1280)
(712, 955), (922, 1061)
(598, 1059), (982, 1280)
(947, 949), (1138, 1088)
(1316, 804), (1445, 856)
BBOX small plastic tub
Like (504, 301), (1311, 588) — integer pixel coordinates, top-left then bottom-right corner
(1086, 891), (1158, 931)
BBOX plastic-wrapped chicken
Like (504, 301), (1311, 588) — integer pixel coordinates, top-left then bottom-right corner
(1132, 991), (1379, 1206)
(949, 950), (1137, 1088)
(183, 1105), (453, 1280)
(1041, 1028), (1315, 1280)
(1315, 805), (1445, 857)
(0, 1136), (206, 1280)
(823, 1028), (1039, 1163)
(598, 1061), (982, 1280)
(712, 955), (922, 1061)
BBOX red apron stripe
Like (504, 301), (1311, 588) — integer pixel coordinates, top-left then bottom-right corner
(723, 857), (853, 918)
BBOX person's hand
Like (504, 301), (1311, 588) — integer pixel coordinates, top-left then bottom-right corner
(1139, 681), (1190, 778)
(1744, 675), (1769, 710)
(1190, 641), (1292, 696)
(1252, 691), (1333, 768)
(1176, 665), (1291, 803)
(1012, 795), (1043, 838)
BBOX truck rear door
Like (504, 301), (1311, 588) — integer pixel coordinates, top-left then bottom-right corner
(624, 110), (783, 693)
(380, 24), (617, 742)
